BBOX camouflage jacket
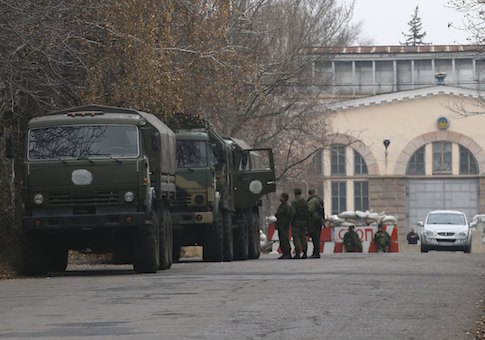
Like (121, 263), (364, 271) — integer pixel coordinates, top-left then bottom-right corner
(344, 230), (361, 247)
(307, 194), (324, 224)
(275, 202), (291, 228)
(374, 230), (391, 246)
(291, 197), (308, 223)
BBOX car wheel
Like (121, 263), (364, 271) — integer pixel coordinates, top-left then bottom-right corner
(420, 244), (428, 253)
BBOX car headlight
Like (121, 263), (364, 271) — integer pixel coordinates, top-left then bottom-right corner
(424, 230), (436, 237)
(456, 231), (468, 237)
(124, 191), (135, 203)
(34, 194), (44, 205)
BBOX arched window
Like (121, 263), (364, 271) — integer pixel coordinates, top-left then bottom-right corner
(432, 141), (452, 174)
(407, 146), (425, 175)
(354, 150), (368, 175)
(459, 145), (478, 174)
(331, 144), (346, 176)
(313, 150), (323, 175)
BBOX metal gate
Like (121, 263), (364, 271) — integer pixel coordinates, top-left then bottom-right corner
(406, 179), (479, 232)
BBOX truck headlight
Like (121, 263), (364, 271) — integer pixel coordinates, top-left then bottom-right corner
(34, 194), (44, 205)
(124, 191), (135, 203)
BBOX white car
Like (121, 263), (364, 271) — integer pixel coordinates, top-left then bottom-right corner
(418, 210), (472, 253)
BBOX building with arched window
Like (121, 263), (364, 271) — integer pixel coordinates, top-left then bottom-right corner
(316, 85), (484, 241)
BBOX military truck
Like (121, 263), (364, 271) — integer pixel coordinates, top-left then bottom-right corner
(171, 123), (275, 262)
(18, 104), (176, 275)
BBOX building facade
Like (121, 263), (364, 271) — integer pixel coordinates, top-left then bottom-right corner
(313, 45), (485, 242)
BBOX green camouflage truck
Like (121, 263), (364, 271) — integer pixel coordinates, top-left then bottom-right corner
(171, 123), (275, 262)
(18, 104), (176, 275)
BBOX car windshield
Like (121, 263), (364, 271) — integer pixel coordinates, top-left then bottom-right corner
(427, 213), (466, 225)
(28, 125), (139, 160)
(176, 140), (211, 168)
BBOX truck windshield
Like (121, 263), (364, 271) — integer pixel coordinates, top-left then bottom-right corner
(176, 140), (209, 168)
(427, 213), (466, 225)
(28, 125), (139, 160)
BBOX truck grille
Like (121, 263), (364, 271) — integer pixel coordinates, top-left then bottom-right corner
(173, 192), (191, 207)
(47, 192), (120, 206)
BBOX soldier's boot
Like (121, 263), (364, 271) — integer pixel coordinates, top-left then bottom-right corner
(278, 252), (291, 259)
(293, 253), (301, 259)
(301, 253), (307, 259)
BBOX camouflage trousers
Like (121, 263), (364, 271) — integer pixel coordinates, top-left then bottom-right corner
(276, 223), (291, 256)
(292, 220), (307, 255)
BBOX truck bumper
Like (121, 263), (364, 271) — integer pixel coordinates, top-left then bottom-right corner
(171, 211), (213, 225)
(22, 212), (146, 230)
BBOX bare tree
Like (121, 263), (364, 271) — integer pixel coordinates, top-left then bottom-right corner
(447, 0), (485, 45)
(220, 0), (357, 181)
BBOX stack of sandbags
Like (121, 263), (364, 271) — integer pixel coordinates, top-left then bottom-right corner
(326, 210), (398, 227)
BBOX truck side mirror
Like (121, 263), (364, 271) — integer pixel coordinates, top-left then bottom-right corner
(5, 135), (14, 159)
(151, 131), (161, 152)
(241, 151), (249, 169)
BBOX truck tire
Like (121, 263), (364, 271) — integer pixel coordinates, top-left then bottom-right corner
(172, 244), (181, 262)
(133, 213), (160, 273)
(233, 213), (249, 261)
(223, 210), (233, 262)
(21, 231), (49, 276)
(203, 214), (224, 262)
(248, 210), (261, 259)
(159, 207), (173, 270)
(47, 246), (68, 272)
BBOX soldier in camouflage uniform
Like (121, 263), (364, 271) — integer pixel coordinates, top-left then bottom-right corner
(307, 189), (324, 259)
(275, 192), (291, 259)
(290, 188), (308, 259)
(343, 225), (362, 252)
(374, 223), (391, 252)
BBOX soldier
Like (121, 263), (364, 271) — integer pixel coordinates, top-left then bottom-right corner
(374, 223), (391, 252)
(307, 189), (324, 259)
(275, 192), (291, 259)
(343, 224), (362, 252)
(290, 188), (308, 259)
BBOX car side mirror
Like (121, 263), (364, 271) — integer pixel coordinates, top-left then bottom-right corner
(469, 221), (477, 229)
(417, 221), (423, 227)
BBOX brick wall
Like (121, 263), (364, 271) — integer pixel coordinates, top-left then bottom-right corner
(369, 176), (407, 242)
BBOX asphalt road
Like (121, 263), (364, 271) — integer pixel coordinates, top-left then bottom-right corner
(1, 251), (485, 340)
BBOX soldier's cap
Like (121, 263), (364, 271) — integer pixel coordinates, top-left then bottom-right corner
(348, 224), (355, 230)
(294, 188), (302, 195)
(308, 189), (316, 195)
(281, 192), (289, 201)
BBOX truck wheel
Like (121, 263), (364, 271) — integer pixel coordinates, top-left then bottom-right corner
(233, 213), (249, 261)
(159, 208), (173, 270)
(223, 210), (233, 262)
(21, 231), (49, 276)
(172, 244), (181, 263)
(48, 247), (68, 272)
(203, 214), (223, 262)
(248, 210), (261, 259)
(133, 213), (160, 273)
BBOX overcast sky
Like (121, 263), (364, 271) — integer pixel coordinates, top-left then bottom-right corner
(345, 0), (471, 45)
